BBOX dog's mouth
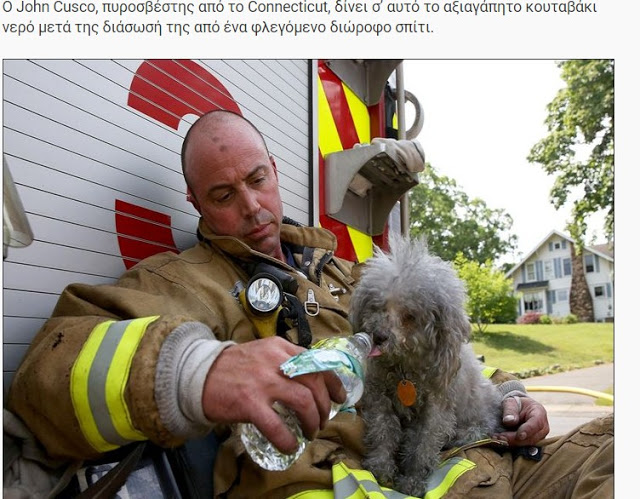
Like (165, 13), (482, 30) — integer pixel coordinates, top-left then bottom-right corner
(368, 345), (383, 357)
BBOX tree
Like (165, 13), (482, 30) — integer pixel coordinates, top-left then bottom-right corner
(454, 254), (518, 333)
(528, 59), (614, 248)
(409, 164), (518, 264)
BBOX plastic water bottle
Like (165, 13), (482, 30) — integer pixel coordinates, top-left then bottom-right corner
(239, 332), (373, 471)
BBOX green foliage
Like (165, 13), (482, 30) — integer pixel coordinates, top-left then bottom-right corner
(409, 165), (518, 263)
(453, 254), (518, 333)
(563, 313), (579, 324)
(528, 60), (614, 248)
(539, 314), (553, 325)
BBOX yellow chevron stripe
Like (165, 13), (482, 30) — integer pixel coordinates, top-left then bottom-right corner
(343, 82), (374, 261)
(343, 82), (371, 144)
(105, 316), (158, 441)
(70, 320), (119, 452)
(347, 226), (374, 262)
(318, 76), (343, 157)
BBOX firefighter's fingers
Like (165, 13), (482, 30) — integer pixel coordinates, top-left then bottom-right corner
(323, 370), (347, 409)
(501, 395), (523, 427)
(494, 396), (550, 446)
(281, 374), (330, 440)
(250, 402), (303, 455)
(291, 371), (346, 432)
(512, 397), (550, 445)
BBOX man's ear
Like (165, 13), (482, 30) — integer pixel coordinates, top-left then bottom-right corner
(186, 186), (201, 213)
(270, 155), (278, 179)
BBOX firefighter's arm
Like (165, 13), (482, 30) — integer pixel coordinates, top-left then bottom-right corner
(485, 367), (550, 446)
(199, 336), (346, 454)
(7, 279), (233, 460)
(7, 310), (214, 460)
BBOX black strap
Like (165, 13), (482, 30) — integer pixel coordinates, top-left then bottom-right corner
(73, 442), (146, 499)
(281, 292), (312, 348)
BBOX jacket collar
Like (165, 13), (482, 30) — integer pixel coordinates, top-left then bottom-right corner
(196, 217), (338, 262)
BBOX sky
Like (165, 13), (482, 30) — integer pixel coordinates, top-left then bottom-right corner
(400, 59), (608, 264)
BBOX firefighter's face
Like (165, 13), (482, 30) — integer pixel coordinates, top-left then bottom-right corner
(184, 119), (285, 261)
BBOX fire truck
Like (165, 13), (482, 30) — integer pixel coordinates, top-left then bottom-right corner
(3, 58), (423, 399)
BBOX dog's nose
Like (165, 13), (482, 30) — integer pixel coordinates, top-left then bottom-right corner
(372, 330), (389, 345)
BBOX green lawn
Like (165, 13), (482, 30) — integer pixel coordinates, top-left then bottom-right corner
(470, 322), (614, 378)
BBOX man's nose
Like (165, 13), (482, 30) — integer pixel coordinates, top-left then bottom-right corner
(239, 187), (261, 216)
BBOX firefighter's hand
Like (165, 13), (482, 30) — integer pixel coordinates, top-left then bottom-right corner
(493, 395), (550, 446)
(201, 336), (346, 454)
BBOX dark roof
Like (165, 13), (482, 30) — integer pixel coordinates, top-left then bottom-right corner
(516, 280), (549, 291)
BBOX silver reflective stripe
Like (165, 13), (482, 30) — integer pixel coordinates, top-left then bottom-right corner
(385, 489), (413, 499)
(87, 319), (133, 446)
(425, 457), (464, 491)
(334, 474), (412, 499)
(333, 472), (359, 498)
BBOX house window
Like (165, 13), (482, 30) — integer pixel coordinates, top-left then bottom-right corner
(563, 258), (572, 276)
(526, 263), (536, 281)
(523, 291), (544, 312)
(557, 289), (568, 302)
(594, 285), (605, 298)
(544, 260), (554, 279)
(585, 254), (595, 273)
(554, 242), (561, 250)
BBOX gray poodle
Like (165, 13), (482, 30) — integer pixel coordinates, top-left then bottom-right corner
(350, 236), (504, 496)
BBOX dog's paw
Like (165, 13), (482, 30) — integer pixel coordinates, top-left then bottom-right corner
(362, 457), (397, 489)
(395, 473), (429, 497)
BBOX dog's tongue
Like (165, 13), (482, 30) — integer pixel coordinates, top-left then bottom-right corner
(368, 346), (383, 357)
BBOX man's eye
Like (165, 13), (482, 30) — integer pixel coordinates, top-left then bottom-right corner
(216, 192), (233, 203)
(252, 176), (266, 185)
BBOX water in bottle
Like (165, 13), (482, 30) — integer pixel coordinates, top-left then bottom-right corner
(239, 332), (373, 471)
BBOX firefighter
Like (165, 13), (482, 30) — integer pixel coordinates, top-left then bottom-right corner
(7, 110), (612, 498)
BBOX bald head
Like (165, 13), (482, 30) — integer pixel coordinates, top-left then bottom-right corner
(180, 109), (285, 261)
(181, 110), (269, 191)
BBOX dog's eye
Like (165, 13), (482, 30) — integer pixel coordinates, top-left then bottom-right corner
(401, 313), (416, 328)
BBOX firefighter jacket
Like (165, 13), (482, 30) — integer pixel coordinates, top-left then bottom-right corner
(8, 219), (358, 462)
(8, 218), (536, 498)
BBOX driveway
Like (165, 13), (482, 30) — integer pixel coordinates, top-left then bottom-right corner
(521, 363), (614, 436)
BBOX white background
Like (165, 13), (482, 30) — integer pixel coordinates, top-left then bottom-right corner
(1, 0), (633, 490)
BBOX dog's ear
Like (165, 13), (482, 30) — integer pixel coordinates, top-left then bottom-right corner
(430, 304), (470, 390)
(348, 283), (368, 331)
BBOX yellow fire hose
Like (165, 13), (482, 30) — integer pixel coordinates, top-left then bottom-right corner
(525, 386), (614, 403)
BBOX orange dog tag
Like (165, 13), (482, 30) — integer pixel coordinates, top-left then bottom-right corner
(397, 379), (417, 407)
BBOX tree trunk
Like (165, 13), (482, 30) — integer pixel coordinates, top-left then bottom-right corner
(569, 243), (595, 322)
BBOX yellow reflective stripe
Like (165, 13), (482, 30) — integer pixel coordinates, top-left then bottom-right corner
(70, 317), (158, 452)
(343, 82), (370, 144)
(342, 82), (374, 262)
(287, 491), (334, 499)
(70, 320), (118, 452)
(318, 76), (343, 157)
(347, 226), (374, 262)
(424, 457), (476, 499)
(328, 459), (476, 499)
(105, 315), (158, 441)
(332, 462), (417, 499)
(482, 366), (498, 378)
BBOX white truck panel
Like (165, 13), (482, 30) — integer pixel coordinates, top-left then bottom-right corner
(3, 59), (313, 390)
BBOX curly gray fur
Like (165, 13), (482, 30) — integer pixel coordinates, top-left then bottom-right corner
(351, 235), (503, 496)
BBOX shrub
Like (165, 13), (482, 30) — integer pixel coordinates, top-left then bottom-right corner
(453, 254), (518, 332)
(517, 312), (542, 324)
(539, 314), (552, 325)
(563, 313), (579, 324)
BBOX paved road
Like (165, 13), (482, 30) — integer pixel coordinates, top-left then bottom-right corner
(521, 363), (614, 437)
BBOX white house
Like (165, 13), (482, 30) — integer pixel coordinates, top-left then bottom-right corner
(506, 230), (614, 322)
